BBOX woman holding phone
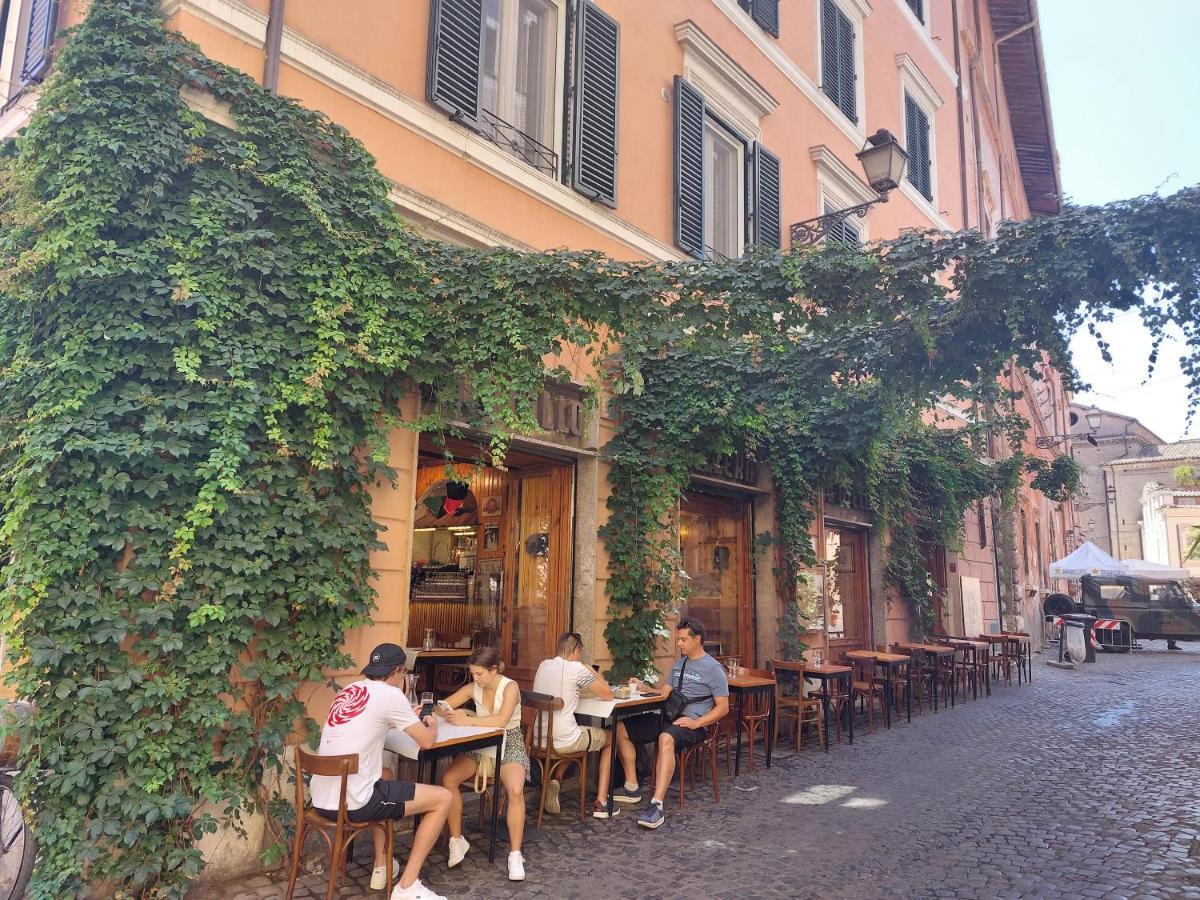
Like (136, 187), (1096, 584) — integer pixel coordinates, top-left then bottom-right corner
(436, 646), (528, 881)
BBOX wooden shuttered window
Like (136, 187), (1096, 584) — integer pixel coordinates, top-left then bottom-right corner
(569, 0), (620, 207)
(19, 0), (58, 86)
(426, 0), (483, 124)
(905, 0), (924, 23)
(752, 144), (781, 249)
(673, 76), (706, 259)
(738, 0), (780, 37)
(904, 93), (933, 200)
(820, 0), (856, 123)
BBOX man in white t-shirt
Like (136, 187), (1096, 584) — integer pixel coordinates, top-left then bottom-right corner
(311, 644), (450, 899)
(531, 632), (619, 819)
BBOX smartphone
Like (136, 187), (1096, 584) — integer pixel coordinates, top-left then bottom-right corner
(436, 699), (453, 713)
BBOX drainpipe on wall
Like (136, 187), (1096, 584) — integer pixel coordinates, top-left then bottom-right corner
(951, 0), (971, 231)
(263, 0), (286, 94)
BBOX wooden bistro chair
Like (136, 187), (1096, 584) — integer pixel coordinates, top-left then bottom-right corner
(768, 659), (824, 752)
(734, 667), (774, 772)
(875, 645), (916, 718)
(842, 654), (886, 731)
(522, 690), (591, 828)
(286, 748), (394, 900)
(669, 726), (722, 810)
(890, 644), (928, 715)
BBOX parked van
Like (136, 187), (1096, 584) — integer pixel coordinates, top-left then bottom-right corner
(1044, 576), (1200, 649)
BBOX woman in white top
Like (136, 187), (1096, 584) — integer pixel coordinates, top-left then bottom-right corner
(438, 645), (529, 881)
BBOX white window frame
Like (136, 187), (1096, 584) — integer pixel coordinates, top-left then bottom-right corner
(675, 22), (777, 261)
(813, 0), (871, 135)
(809, 144), (876, 244)
(893, 0), (930, 35)
(897, 53), (942, 216)
(479, 0), (568, 167)
(703, 116), (746, 260)
(0, 0), (33, 109)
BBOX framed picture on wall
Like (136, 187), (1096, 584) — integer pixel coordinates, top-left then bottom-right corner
(482, 524), (500, 552)
(483, 495), (502, 517)
(476, 558), (503, 608)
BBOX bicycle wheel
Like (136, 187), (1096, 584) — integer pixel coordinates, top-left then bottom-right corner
(0, 772), (35, 900)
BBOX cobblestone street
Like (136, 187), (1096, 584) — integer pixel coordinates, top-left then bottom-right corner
(212, 643), (1200, 900)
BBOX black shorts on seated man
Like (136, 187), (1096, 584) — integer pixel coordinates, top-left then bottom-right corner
(310, 643), (452, 900)
(612, 618), (730, 830)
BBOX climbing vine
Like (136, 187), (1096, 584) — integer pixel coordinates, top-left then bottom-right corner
(1, 1), (1198, 895)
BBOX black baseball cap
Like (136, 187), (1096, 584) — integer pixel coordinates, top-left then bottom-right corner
(361, 643), (407, 676)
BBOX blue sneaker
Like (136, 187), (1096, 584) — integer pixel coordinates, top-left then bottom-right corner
(612, 785), (642, 804)
(637, 802), (665, 829)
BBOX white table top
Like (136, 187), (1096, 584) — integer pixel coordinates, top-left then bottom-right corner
(384, 723), (503, 761)
(576, 692), (664, 719)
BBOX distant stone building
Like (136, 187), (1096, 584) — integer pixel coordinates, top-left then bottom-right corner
(1140, 482), (1200, 576)
(1069, 403), (1163, 555)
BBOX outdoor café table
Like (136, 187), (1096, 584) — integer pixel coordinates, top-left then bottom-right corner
(407, 648), (471, 698)
(896, 643), (957, 712)
(946, 639), (990, 699)
(728, 673), (776, 775)
(844, 651), (911, 729)
(978, 634), (1015, 686)
(801, 662), (854, 751)
(1002, 633), (1033, 685)
(385, 723), (504, 862)
(576, 691), (666, 817)
(872, 652), (913, 726)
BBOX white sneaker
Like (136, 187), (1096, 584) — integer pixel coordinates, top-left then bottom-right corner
(447, 835), (470, 869)
(390, 879), (447, 900)
(371, 858), (400, 890)
(507, 851), (525, 881)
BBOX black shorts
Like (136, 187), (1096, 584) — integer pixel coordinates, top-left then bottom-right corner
(622, 714), (708, 750)
(317, 779), (415, 823)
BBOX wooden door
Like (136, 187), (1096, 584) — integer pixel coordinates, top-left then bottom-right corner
(500, 465), (573, 682)
(679, 495), (754, 662)
(825, 525), (870, 653)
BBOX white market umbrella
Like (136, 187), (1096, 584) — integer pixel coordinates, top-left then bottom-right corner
(1048, 541), (1129, 580)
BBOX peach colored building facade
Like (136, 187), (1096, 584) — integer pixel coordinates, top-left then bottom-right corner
(0, 0), (1073, 875)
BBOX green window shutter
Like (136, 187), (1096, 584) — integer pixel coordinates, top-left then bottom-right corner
(19, 0), (58, 86)
(906, 0), (924, 23)
(821, 0), (855, 122)
(673, 76), (706, 259)
(752, 143), (782, 249)
(820, 0), (839, 109)
(426, 0), (482, 124)
(916, 104), (932, 199)
(836, 7), (856, 122)
(905, 94), (933, 200)
(752, 0), (780, 37)
(570, 1), (620, 207)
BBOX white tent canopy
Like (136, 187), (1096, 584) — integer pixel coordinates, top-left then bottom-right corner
(1120, 558), (1192, 580)
(1049, 541), (1191, 581)
(1048, 542), (1130, 579)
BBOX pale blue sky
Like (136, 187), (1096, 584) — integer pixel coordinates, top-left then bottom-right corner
(1039, 0), (1200, 441)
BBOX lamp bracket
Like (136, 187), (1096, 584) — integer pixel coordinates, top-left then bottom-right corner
(789, 194), (888, 246)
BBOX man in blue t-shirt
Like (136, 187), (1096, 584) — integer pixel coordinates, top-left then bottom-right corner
(612, 617), (729, 830)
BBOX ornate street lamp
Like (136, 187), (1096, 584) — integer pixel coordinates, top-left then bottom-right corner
(789, 129), (908, 245)
(1035, 404), (1104, 449)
